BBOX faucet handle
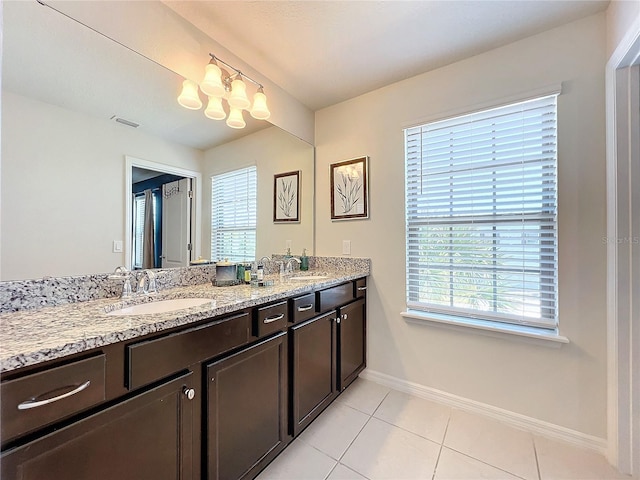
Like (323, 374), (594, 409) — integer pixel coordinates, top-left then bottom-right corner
(122, 277), (133, 298)
(147, 271), (157, 294)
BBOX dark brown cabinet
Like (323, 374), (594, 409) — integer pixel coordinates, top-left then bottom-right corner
(206, 332), (288, 480)
(338, 298), (366, 391)
(1, 277), (367, 480)
(1, 371), (195, 480)
(290, 311), (337, 436)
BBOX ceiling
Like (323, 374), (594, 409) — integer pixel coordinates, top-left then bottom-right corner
(165, 0), (610, 111)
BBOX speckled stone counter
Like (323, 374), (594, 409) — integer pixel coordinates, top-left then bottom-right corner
(0, 266), (369, 373)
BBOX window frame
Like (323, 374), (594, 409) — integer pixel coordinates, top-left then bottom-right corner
(210, 166), (257, 263)
(404, 92), (560, 333)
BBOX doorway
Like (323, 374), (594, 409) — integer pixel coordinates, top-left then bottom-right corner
(125, 156), (202, 271)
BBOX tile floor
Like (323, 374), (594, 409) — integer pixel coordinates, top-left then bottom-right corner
(256, 378), (630, 480)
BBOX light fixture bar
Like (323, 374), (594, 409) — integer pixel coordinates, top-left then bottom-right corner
(209, 54), (264, 89)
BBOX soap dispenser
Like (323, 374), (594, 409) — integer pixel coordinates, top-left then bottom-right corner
(300, 249), (309, 271)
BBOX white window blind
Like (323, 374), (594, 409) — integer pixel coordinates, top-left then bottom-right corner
(132, 193), (158, 269)
(211, 166), (257, 263)
(133, 195), (146, 269)
(405, 94), (558, 329)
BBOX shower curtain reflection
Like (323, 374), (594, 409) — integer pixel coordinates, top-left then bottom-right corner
(142, 189), (155, 269)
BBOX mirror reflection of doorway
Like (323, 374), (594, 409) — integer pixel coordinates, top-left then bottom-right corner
(125, 156), (201, 272)
(132, 168), (192, 269)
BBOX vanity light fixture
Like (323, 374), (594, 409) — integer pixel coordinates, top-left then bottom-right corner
(177, 53), (270, 129)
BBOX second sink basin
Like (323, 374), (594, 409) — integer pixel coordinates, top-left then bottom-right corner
(106, 298), (213, 316)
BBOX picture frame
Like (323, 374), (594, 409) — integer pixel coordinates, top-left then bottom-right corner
(273, 170), (300, 223)
(330, 156), (369, 220)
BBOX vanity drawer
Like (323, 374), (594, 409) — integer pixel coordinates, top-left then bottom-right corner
(1, 354), (106, 442)
(355, 278), (367, 298)
(254, 301), (289, 337)
(317, 282), (355, 313)
(290, 293), (317, 324)
(127, 311), (250, 390)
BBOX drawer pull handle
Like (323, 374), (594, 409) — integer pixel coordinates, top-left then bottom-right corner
(263, 313), (285, 324)
(297, 304), (314, 312)
(357, 286), (367, 291)
(17, 381), (91, 410)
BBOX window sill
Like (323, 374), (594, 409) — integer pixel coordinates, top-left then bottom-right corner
(400, 310), (569, 347)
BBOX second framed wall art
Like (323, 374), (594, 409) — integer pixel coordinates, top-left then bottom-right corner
(330, 156), (369, 220)
(274, 170), (300, 223)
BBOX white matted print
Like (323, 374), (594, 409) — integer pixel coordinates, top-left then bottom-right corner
(330, 156), (368, 220)
(274, 170), (300, 223)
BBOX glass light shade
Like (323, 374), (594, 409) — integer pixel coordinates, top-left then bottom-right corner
(200, 63), (225, 98)
(226, 107), (246, 129)
(204, 96), (226, 120)
(228, 78), (251, 109)
(177, 79), (202, 110)
(250, 91), (270, 120)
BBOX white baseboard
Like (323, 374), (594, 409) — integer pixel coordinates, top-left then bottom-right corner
(360, 368), (608, 455)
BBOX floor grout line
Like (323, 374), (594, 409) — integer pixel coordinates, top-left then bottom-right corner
(533, 436), (542, 480)
(431, 413), (452, 480)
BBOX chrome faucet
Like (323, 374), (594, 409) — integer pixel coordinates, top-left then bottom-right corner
(284, 257), (302, 274)
(137, 270), (157, 295)
(109, 266), (133, 298)
(258, 256), (272, 267)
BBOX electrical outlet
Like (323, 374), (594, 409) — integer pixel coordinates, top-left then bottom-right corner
(342, 240), (351, 255)
(113, 240), (123, 253)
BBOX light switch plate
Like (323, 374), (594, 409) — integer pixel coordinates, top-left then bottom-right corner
(342, 240), (351, 255)
(113, 240), (123, 253)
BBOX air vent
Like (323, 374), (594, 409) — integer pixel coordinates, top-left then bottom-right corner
(110, 115), (139, 128)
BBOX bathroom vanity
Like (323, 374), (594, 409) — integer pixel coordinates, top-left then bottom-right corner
(0, 269), (367, 480)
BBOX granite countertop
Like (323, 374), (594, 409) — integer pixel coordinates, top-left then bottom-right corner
(0, 269), (368, 373)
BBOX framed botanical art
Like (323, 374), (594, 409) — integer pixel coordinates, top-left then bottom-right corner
(274, 170), (300, 223)
(330, 156), (369, 220)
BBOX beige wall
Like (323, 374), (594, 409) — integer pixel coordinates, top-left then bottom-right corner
(315, 13), (608, 438)
(1, 92), (202, 280)
(606, 0), (640, 60)
(202, 126), (314, 262)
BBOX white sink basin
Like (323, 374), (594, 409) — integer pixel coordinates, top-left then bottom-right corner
(106, 298), (213, 316)
(289, 275), (330, 281)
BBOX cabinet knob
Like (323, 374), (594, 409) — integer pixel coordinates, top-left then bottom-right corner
(343, 313), (348, 320)
(336, 318), (341, 324)
(183, 387), (195, 400)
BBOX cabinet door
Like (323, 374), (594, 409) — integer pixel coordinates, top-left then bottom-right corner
(206, 332), (288, 480)
(290, 311), (337, 436)
(1, 372), (195, 480)
(338, 298), (366, 391)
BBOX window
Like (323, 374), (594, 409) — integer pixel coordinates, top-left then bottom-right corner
(211, 166), (257, 262)
(405, 94), (558, 330)
(132, 193), (157, 269)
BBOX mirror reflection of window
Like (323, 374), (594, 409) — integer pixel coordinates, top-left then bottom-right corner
(211, 166), (257, 262)
(132, 193), (158, 269)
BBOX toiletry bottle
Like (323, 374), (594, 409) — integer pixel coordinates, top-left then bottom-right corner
(300, 249), (309, 271)
(257, 264), (264, 281)
(237, 264), (245, 282)
(244, 264), (252, 283)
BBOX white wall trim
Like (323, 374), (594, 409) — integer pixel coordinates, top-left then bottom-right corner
(124, 156), (202, 270)
(605, 11), (640, 475)
(360, 369), (607, 454)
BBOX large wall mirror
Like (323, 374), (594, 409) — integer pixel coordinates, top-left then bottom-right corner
(1, 1), (314, 281)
